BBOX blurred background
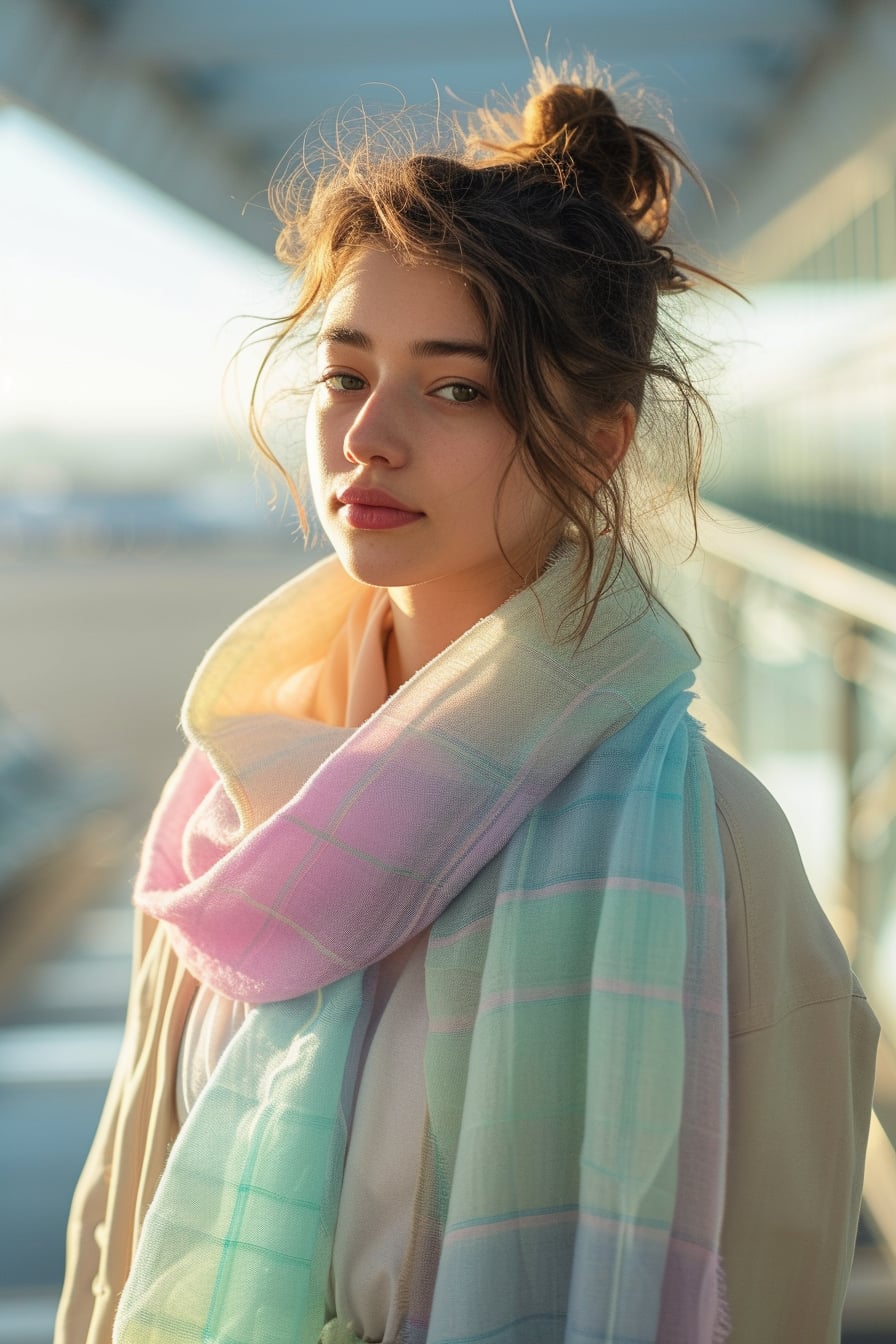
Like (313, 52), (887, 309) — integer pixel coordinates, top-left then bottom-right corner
(0, 1), (894, 1339)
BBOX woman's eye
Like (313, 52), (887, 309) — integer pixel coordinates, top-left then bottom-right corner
(432, 383), (481, 404)
(321, 373), (365, 392)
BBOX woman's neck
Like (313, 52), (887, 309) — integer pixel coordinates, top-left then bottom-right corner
(383, 528), (570, 694)
(385, 572), (519, 694)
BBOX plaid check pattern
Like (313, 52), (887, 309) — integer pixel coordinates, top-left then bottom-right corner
(117, 544), (729, 1343)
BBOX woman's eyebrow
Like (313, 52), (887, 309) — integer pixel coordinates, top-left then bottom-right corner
(318, 326), (488, 361)
(410, 338), (489, 361)
(318, 325), (371, 350)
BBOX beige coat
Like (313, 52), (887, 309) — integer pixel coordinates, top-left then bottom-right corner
(55, 740), (879, 1344)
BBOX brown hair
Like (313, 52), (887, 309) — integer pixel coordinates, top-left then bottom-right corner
(250, 63), (728, 637)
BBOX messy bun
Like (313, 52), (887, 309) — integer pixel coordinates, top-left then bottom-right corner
(468, 71), (694, 282)
(523, 81), (615, 146)
(522, 84), (673, 245)
(253, 61), (731, 639)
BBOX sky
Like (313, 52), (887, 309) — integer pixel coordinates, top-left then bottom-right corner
(0, 104), (286, 475)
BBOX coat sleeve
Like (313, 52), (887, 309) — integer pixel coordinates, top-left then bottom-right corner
(706, 742), (879, 1343)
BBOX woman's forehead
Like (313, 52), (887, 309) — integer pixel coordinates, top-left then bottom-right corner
(319, 246), (485, 344)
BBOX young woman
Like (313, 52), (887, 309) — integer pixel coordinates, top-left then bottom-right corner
(56, 71), (878, 1344)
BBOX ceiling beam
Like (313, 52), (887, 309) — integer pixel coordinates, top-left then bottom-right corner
(200, 51), (773, 140)
(715, 0), (896, 278)
(0, 0), (276, 253)
(103, 0), (832, 66)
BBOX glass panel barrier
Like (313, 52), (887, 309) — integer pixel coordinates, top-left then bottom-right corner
(657, 504), (896, 1299)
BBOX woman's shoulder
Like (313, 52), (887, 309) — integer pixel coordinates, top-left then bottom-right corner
(701, 737), (871, 1036)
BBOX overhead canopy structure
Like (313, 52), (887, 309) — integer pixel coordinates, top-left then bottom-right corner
(2, 0), (895, 274)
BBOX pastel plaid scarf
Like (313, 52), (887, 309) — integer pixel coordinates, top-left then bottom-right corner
(116, 544), (729, 1343)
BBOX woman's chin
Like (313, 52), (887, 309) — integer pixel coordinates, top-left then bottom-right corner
(326, 536), (429, 591)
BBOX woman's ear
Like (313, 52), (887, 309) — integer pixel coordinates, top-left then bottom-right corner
(589, 403), (636, 480)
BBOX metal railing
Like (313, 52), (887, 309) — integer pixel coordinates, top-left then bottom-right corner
(658, 503), (896, 1331)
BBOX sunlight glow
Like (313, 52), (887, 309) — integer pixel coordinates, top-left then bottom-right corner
(0, 105), (285, 458)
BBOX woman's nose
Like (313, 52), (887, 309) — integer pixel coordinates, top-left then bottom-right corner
(343, 388), (409, 467)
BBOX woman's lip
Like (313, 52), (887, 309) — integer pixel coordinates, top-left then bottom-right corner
(340, 502), (424, 530)
(337, 486), (421, 511)
(336, 486), (425, 530)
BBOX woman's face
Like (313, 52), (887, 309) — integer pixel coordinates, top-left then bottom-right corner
(306, 247), (561, 610)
